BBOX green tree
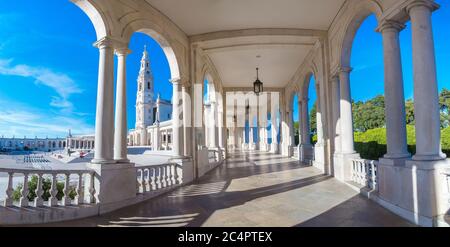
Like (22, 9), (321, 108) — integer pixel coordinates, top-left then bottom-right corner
(310, 101), (317, 136)
(405, 99), (415, 125)
(440, 88), (450, 128)
(352, 95), (385, 132)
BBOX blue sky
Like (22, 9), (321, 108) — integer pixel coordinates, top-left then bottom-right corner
(0, 1), (449, 137)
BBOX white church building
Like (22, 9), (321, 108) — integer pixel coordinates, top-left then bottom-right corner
(127, 46), (173, 149)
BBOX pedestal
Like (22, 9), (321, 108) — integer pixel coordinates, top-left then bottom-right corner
(271, 143), (279, 154)
(333, 152), (360, 182)
(313, 143), (325, 172)
(169, 156), (194, 184)
(377, 158), (450, 226)
(86, 162), (136, 208)
(299, 144), (313, 163)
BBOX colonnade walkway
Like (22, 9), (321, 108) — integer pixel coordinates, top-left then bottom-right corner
(38, 151), (414, 227)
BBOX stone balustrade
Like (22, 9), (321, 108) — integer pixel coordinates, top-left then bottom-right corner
(350, 158), (378, 190)
(136, 163), (182, 194)
(0, 167), (95, 208)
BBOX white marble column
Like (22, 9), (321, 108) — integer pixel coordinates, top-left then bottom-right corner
(182, 85), (191, 156)
(379, 21), (410, 159)
(300, 98), (311, 145)
(315, 86), (324, 145)
(289, 107), (295, 147)
(339, 67), (355, 154)
(331, 75), (341, 154)
(271, 109), (278, 153)
(407, 1), (445, 160)
(92, 37), (115, 164)
(113, 47), (130, 163)
(171, 79), (183, 157)
(210, 101), (218, 148)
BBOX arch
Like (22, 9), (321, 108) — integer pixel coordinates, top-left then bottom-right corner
(71, 0), (109, 40)
(122, 19), (184, 80)
(338, 0), (383, 68)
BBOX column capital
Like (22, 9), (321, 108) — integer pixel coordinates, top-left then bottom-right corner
(376, 20), (406, 33)
(170, 76), (189, 86)
(405, 0), (439, 14)
(93, 37), (114, 49)
(337, 66), (352, 74)
(93, 36), (127, 50)
(114, 47), (131, 56)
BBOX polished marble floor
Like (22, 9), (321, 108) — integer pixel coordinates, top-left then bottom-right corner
(38, 151), (415, 227)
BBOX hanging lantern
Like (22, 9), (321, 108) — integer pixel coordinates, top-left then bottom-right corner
(253, 67), (263, 95)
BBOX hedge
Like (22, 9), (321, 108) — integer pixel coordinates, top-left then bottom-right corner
(354, 125), (450, 160)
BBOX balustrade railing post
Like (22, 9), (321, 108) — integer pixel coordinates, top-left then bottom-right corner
(49, 174), (58, 206)
(150, 168), (156, 191)
(88, 172), (96, 203)
(4, 172), (14, 207)
(19, 173), (29, 207)
(76, 173), (84, 205)
(156, 167), (162, 189)
(34, 173), (44, 207)
(62, 173), (71, 206)
(166, 165), (172, 187)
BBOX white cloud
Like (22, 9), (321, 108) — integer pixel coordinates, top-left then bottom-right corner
(0, 59), (82, 112)
(0, 102), (94, 138)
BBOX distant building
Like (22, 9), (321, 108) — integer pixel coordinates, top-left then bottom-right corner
(0, 130), (94, 152)
(128, 46), (173, 150)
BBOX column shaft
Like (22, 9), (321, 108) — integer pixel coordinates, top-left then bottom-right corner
(331, 76), (341, 154)
(92, 38), (115, 164)
(380, 21), (410, 159)
(408, 2), (445, 160)
(172, 80), (183, 156)
(339, 68), (355, 154)
(114, 48), (130, 162)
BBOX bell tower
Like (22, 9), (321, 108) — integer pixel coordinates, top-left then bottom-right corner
(135, 45), (154, 130)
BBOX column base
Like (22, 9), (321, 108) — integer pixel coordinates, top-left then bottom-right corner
(299, 144), (314, 162)
(383, 152), (411, 160)
(412, 152), (447, 161)
(270, 143), (279, 154)
(313, 143), (325, 172)
(377, 158), (450, 226)
(114, 158), (130, 163)
(91, 158), (116, 164)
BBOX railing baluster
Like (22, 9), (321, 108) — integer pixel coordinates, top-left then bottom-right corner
(76, 173), (84, 205)
(166, 165), (172, 187)
(34, 173), (44, 207)
(142, 169), (147, 193)
(88, 172), (96, 203)
(4, 172), (14, 207)
(62, 173), (71, 206)
(49, 173), (58, 206)
(157, 166), (163, 189)
(171, 164), (176, 185)
(150, 168), (156, 191)
(19, 173), (29, 207)
(174, 164), (181, 185)
(145, 169), (151, 192)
